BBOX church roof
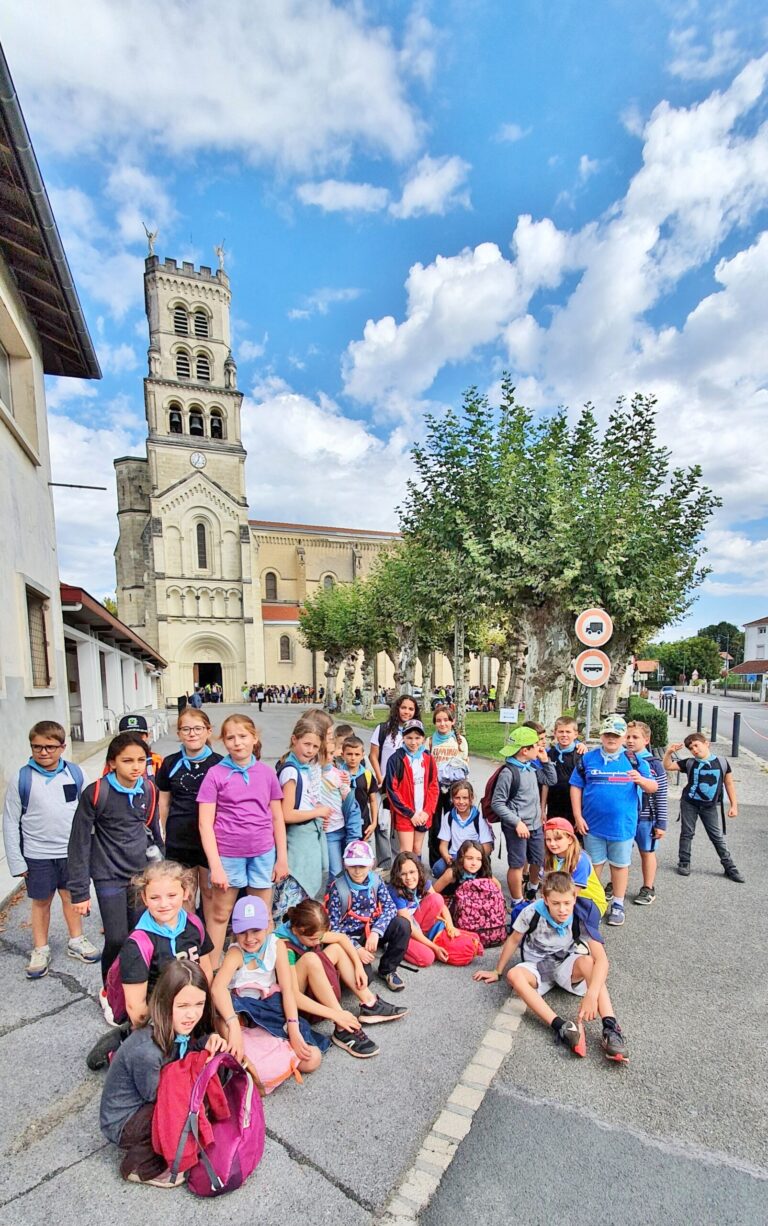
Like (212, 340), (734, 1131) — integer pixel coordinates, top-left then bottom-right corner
(60, 584), (166, 668)
(249, 518), (400, 539)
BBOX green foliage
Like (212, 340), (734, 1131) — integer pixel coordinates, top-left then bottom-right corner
(626, 694), (668, 750)
(102, 596), (118, 615)
(651, 635), (723, 682)
(698, 621), (744, 665)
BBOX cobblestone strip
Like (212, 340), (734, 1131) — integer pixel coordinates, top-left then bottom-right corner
(378, 995), (526, 1223)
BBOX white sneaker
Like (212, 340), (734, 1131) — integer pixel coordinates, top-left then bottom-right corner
(26, 946), (51, 979)
(98, 987), (119, 1027)
(67, 935), (100, 964)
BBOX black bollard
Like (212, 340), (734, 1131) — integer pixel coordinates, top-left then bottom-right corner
(697, 702), (703, 732)
(687, 700), (692, 726)
(732, 711), (741, 758)
(711, 705), (718, 742)
(673, 697), (678, 719)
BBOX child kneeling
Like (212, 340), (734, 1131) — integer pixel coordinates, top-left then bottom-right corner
(474, 870), (628, 1062)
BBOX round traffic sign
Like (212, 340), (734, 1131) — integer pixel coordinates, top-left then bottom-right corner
(575, 608), (613, 647)
(574, 648), (611, 687)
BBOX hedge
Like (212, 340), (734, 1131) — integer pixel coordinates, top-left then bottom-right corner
(626, 694), (668, 751)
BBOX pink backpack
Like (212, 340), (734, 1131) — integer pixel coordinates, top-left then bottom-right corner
(104, 914), (206, 1024)
(241, 1026), (302, 1095)
(450, 879), (507, 947)
(173, 1052), (265, 1197)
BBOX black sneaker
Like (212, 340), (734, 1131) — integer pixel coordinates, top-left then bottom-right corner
(633, 886), (656, 906)
(604, 881), (614, 902)
(725, 867), (745, 883)
(331, 1027), (379, 1058)
(677, 864), (691, 877)
(86, 1026), (125, 1071)
(556, 1019), (586, 1057)
(601, 1023), (629, 1062)
(524, 884), (538, 902)
(359, 995), (408, 1024)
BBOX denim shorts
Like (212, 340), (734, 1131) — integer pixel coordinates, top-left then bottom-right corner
(583, 833), (633, 868)
(634, 819), (658, 854)
(218, 848), (276, 890)
(25, 857), (69, 900)
(502, 825), (544, 870)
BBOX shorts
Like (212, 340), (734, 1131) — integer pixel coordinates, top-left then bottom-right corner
(634, 819), (658, 854)
(518, 953), (587, 997)
(24, 857), (69, 900)
(583, 833), (633, 868)
(393, 811), (431, 833)
(165, 842), (208, 871)
(502, 825), (544, 871)
(217, 848), (276, 890)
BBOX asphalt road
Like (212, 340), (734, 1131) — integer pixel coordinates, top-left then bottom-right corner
(658, 691), (768, 760)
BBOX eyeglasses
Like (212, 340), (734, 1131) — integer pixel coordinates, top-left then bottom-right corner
(179, 726), (208, 734)
(30, 744), (64, 754)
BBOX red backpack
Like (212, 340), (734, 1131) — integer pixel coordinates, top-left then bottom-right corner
(103, 912), (205, 1025)
(480, 762), (520, 823)
(450, 879), (507, 947)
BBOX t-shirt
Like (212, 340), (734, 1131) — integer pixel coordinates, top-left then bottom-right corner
(119, 912), (213, 994)
(2, 762), (83, 873)
(551, 851), (607, 916)
(411, 754), (426, 813)
(437, 805), (493, 858)
(513, 899), (602, 981)
(320, 764), (348, 834)
(677, 755), (730, 806)
(197, 761), (283, 857)
(370, 724), (403, 780)
(278, 763), (320, 814)
(388, 881), (432, 913)
(545, 746), (580, 819)
(155, 750), (222, 857)
(569, 749), (652, 842)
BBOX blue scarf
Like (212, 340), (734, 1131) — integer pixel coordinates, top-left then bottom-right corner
(220, 753), (256, 784)
(451, 805), (480, 830)
(459, 869), (479, 882)
(241, 935), (272, 969)
(505, 755), (532, 770)
(106, 771), (145, 806)
(275, 920), (311, 951)
(689, 756), (719, 802)
(430, 729), (455, 748)
(168, 744), (213, 778)
(599, 749), (623, 764)
(27, 758), (66, 781)
(135, 908), (189, 957)
(554, 742), (577, 760)
(405, 745), (426, 762)
(345, 870), (375, 895)
(533, 897), (573, 937)
(285, 751), (311, 774)
(174, 1033), (190, 1058)
(635, 747), (652, 760)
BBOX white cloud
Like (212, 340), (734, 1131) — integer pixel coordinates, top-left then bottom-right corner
(702, 529), (768, 596)
(578, 154), (600, 181)
(105, 164), (176, 245)
(389, 154), (471, 219)
(668, 27), (742, 81)
(399, 8), (438, 84)
(288, 287), (361, 320)
(296, 180), (390, 213)
(495, 123), (529, 143)
(45, 377), (98, 410)
(98, 341), (139, 375)
(48, 184), (146, 318)
(238, 335), (269, 363)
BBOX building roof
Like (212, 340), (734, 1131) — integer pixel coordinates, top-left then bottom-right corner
(743, 616), (768, 628)
(250, 517), (400, 539)
(262, 603), (301, 622)
(634, 659), (659, 673)
(729, 660), (768, 676)
(0, 50), (100, 379)
(60, 584), (166, 668)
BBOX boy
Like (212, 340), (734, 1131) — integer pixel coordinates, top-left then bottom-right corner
(326, 840), (411, 996)
(333, 723), (355, 760)
(570, 715), (657, 927)
(542, 716), (583, 823)
(663, 734), (743, 882)
(474, 870), (628, 1061)
(491, 725), (556, 909)
(624, 720), (668, 905)
(118, 714), (162, 777)
(2, 721), (99, 978)
(342, 735), (379, 843)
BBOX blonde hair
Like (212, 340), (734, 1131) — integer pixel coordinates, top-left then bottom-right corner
(543, 827), (580, 874)
(132, 859), (196, 904)
(626, 720), (651, 741)
(177, 708), (212, 734)
(220, 713), (262, 758)
(286, 713), (324, 762)
(301, 708), (333, 764)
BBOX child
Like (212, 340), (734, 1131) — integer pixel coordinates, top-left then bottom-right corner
(316, 719), (362, 881)
(389, 852), (455, 966)
(426, 705), (469, 866)
(625, 720), (669, 904)
(342, 735), (380, 844)
(2, 720), (97, 979)
(663, 734), (743, 882)
(542, 716), (584, 823)
(333, 723), (355, 760)
(117, 714), (162, 778)
(326, 840), (411, 993)
(570, 715), (657, 927)
(198, 714), (288, 965)
(474, 870), (628, 1062)
(385, 719), (439, 856)
(212, 895), (326, 1073)
(278, 715), (331, 901)
(490, 725), (551, 908)
(155, 708), (222, 925)
(432, 781), (493, 877)
(543, 818), (607, 916)
(368, 694), (420, 869)
(67, 733), (163, 998)
(433, 840), (507, 946)
(100, 960), (226, 1186)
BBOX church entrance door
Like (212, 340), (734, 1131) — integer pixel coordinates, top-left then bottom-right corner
(194, 661), (223, 697)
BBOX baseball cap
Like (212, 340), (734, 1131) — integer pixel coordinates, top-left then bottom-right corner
(600, 715), (627, 735)
(231, 896), (269, 933)
(343, 839), (375, 867)
(118, 713), (149, 733)
(543, 817), (576, 834)
(499, 725), (539, 758)
(401, 719), (425, 736)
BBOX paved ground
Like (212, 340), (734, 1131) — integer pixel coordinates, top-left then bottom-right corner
(1, 702), (766, 1223)
(664, 690), (768, 759)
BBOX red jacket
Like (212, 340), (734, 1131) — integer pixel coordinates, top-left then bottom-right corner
(385, 748), (439, 823)
(152, 1050), (230, 1171)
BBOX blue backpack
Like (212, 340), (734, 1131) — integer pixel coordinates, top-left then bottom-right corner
(18, 761), (85, 817)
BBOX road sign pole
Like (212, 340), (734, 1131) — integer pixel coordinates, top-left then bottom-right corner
(585, 688), (593, 739)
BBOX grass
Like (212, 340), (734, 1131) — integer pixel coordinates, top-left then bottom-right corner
(340, 708), (511, 760)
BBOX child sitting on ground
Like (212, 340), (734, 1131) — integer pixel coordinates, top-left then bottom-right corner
(474, 870), (628, 1062)
(389, 852), (453, 966)
(326, 840), (411, 993)
(543, 818), (607, 916)
(433, 840), (507, 948)
(663, 734), (743, 883)
(624, 720), (668, 905)
(432, 781), (493, 877)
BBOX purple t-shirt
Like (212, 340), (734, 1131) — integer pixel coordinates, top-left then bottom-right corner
(197, 761), (283, 857)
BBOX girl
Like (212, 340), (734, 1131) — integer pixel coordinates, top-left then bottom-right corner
(427, 705), (469, 866)
(212, 895), (326, 1075)
(432, 840), (507, 947)
(155, 708), (222, 927)
(198, 715), (288, 967)
(432, 782), (493, 877)
(389, 852), (455, 967)
(312, 714), (362, 881)
(278, 714), (332, 900)
(543, 818), (607, 916)
(100, 960), (226, 1187)
(368, 694), (420, 869)
(385, 719), (438, 856)
(67, 733), (163, 993)
(432, 839), (496, 897)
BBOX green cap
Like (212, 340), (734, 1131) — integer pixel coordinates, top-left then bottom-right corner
(499, 725), (539, 758)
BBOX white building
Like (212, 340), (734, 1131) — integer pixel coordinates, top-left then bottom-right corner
(743, 616), (768, 663)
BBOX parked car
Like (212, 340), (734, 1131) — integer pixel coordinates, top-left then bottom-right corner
(660, 685), (676, 696)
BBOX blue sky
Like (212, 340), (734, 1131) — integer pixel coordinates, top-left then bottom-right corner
(4, 1), (768, 639)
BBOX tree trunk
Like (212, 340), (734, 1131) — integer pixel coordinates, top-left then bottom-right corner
(520, 605), (574, 728)
(453, 618), (467, 734)
(361, 650), (375, 719)
(394, 625), (418, 693)
(324, 654), (342, 711)
(418, 647), (433, 702)
(603, 640), (632, 714)
(342, 652), (358, 713)
(495, 657), (510, 711)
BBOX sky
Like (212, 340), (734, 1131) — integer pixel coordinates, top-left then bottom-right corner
(4, 0), (768, 641)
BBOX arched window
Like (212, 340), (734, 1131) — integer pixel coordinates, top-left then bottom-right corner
(189, 409), (204, 436)
(169, 408), (183, 434)
(279, 634), (291, 662)
(196, 522), (207, 568)
(210, 410), (224, 440)
(265, 571), (277, 600)
(193, 310), (209, 338)
(173, 306), (188, 335)
(323, 574), (336, 590)
(196, 354), (211, 382)
(176, 350), (191, 379)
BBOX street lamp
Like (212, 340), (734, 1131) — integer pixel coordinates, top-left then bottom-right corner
(722, 631), (729, 698)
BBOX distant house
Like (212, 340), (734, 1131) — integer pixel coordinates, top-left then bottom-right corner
(634, 658), (659, 678)
(743, 616), (768, 664)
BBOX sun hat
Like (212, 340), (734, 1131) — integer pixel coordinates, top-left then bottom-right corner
(498, 725), (539, 758)
(118, 713), (149, 732)
(343, 839), (375, 867)
(231, 896), (269, 933)
(600, 715), (627, 735)
(401, 719), (425, 736)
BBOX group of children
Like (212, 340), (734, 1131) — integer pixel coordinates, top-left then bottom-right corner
(1, 696), (744, 1187)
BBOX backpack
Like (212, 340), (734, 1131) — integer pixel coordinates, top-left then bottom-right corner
(170, 1052), (265, 1196)
(276, 759), (304, 810)
(241, 1026), (302, 1095)
(327, 870), (383, 918)
(18, 761), (84, 817)
(517, 898), (595, 961)
(450, 879), (507, 947)
(103, 912), (205, 1025)
(480, 762), (520, 824)
(433, 927), (484, 966)
(271, 874), (308, 923)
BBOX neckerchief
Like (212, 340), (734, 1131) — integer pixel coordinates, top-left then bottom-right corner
(451, 805), (480, 830)
(168, 744), (213, 778)
(345, 870), (375, 895)
(220, 753), (256, 784)
(599, 749), (623, 764)
(106, 771), (145, 806)
(689, 756), (718, 801)
(174, 1033), (190, 1059)
(135, 908), (189, 957)
(459, 869), (479, 882)
(506, 755), (532, 771)
(634, 747), (652, 760)
(241, 935), (272, 969)
(27, 758), (66, 782)
(275, 921), (311, 951)
(285, 751), (311, 774)
(430, 729), (455, 748)
(533, 897), (573, 937)
(405, 745), (426, 762)
(554, 742), (577, 761)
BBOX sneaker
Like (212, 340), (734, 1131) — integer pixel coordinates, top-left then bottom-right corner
(126, 1169), (185, 1188)
(331, 1027), (379, 1058)
(26, 946), (51, 980)
(601, 1023), (629, 1062)
(383, 971), (405, 992)
(724, 867), (745, 883)
(524, 884), (538, 902)
(86, 1026), (125, 1070)
(98, 987), (120, 1028)
(556, 1019), (586, 1057)
(67, 935), (100, 964)
(359, 995), (408, 1024)
(603, 881), (614, 902)
(606, 901), (625, 927)
(633, 886), (656, 906)
(677, 863), (690, 876)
